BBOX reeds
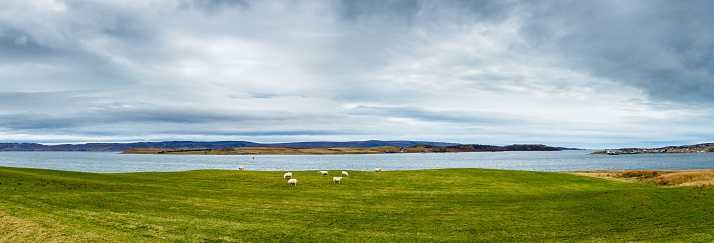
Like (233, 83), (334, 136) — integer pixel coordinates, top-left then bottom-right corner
(569, 170), (714, 187)
(644, 170), (714, 187)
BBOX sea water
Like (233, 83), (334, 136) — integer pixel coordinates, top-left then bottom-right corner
(0, 150), (713, 173)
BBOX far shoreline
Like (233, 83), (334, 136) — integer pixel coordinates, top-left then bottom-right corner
(121, 144), (563, 155)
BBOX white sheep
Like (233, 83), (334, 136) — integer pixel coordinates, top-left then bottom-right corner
(375, 168), (381, 172)
(238, 166), (244, 170)
(342, 171), (349, 177)
(333, 177), (342, 184)
(284, 172), (292, 179)
(318, 171), (328, 176)
(287, 179), (297, 186)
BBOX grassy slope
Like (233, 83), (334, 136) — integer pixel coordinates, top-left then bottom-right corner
(1, 167), (713, 242)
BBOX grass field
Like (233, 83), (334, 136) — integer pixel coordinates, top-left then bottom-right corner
(1, 167), (713, 242)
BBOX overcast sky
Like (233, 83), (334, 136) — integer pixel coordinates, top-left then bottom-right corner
(1, 0), (713, 148)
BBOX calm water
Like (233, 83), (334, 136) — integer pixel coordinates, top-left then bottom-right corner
(0, 150), (713, 173)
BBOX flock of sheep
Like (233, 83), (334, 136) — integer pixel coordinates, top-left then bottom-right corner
(285, 168), (382, 186)
(237, 167), (382, 186)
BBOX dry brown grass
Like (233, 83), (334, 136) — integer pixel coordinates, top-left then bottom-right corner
(0, 211), (68, 242)
(645, 170), (714, 187)
(567, 170), (714, 187)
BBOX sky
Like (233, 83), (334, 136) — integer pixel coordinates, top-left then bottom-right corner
(1, 0), (714, 149)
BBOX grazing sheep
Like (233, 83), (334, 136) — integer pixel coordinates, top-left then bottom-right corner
(375, 168), (381, 172)
(342, 171), (349, 177)
(238, 166), (244, 170)
(284, 172), (292, 179)
(287, 179), (298, 186)
(318, 171), (329, 176)
(333, 177), (342, 184)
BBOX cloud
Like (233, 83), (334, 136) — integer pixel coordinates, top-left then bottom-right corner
(337, 0), (421, 22)
(346, 105), (521, 125)
(0, 0), (713, 148)
(179, 0), (250, 13)
(519, 1), (714, 103)
(13, 35), (27, 46)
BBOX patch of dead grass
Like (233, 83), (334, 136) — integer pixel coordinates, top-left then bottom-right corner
(567, 170), (714, 187)
(645, 170), (714, 187)
(0, 212), (68, 242)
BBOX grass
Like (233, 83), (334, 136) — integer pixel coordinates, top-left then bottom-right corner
(1, 167), (713, 242)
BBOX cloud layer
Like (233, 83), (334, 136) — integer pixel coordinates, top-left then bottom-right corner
(1, 0), (713, 148)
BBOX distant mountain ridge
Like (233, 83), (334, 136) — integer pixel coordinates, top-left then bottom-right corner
(445, 144), (561, 152)
(0, 140), (460, 152)
(124, 144), (562, 155)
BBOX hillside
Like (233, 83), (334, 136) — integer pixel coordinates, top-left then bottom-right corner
(122, 144), (562, 154)
(0, 140), (458, 152)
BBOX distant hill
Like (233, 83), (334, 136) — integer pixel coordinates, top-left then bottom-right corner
(124, 144), (562, 155)
(0, 140), (460, 152)
(446, 144), (561, 152)
(262, 140), (459, 148)
(554, 147), (585, 150)
(0, 141), (564, 152)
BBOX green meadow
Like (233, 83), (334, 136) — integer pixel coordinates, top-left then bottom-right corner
(1, 167), (712, 242)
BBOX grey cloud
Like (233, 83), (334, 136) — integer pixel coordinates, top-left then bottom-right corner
(0, 107), (297, 130)
(161, 130), (346, 137)
(520, 1), (714, 103)
(0, 104), (354, 140)
(347, 105), (520, 125)
(13, 36), (27, 46)
(451, 0), (517, 18)
(179, 0), (250, 13)
(245, 93), (281, 99)
(338, 0), (421, 22)
(0, 91), (91, 113)
(336, 0), (516, 25)
(0, 39), (139, 90)
(0, 2), (147, 91)
(0, 1), (140, 50)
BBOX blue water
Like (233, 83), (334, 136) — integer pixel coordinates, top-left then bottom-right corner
(0, 150), (713, 173)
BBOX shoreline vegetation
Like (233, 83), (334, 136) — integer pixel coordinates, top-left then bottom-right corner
(567, 169), (714, 187)
(1, 167), (712, 242)
(122, 144), (561, 155)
